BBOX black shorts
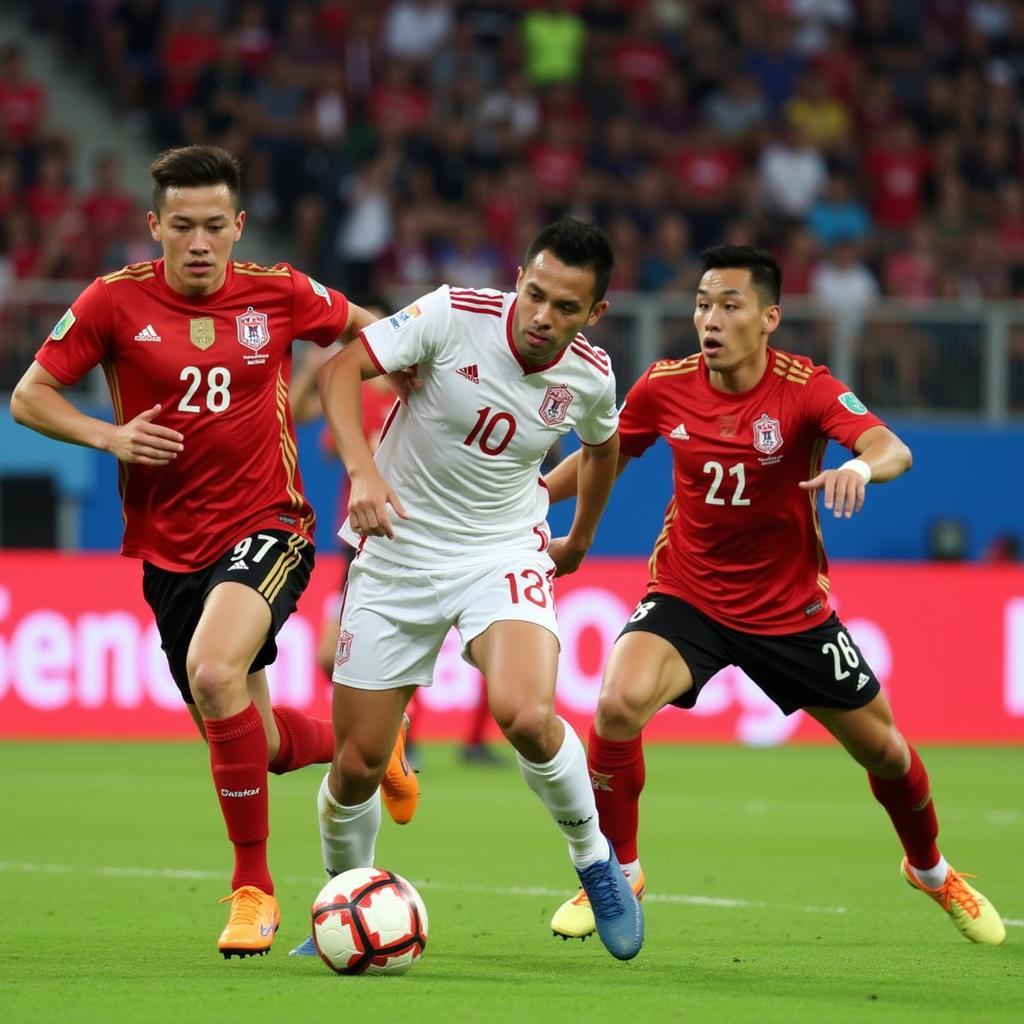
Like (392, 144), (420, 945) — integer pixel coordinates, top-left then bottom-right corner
(619, 593), (881, 716)
(142, 529), (315, 704)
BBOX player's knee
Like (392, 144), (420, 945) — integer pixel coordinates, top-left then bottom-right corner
(866, 728), (911, 777)
(333, 742), (388, 791)
(494, 701), (555, 751)
(187, 656), (243, 711)
(595, 682), (649, 738)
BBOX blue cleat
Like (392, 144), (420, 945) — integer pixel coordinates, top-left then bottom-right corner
(288, 934), (318, 957)
(574, 840), (644, 961)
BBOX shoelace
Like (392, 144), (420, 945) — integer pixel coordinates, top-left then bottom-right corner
(577, 861), (625, 918)
(219, 886), (265, 925)
(936, 871), (982, 919)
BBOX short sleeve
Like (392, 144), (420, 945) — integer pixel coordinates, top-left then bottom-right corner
(616, 368), (663, 457)
(804, 368), (887, 450)
(359, 285), (451, 374)
(576, 365), (619, 446)
(34, 278), (113, 385)
(289, 266), (351, 346)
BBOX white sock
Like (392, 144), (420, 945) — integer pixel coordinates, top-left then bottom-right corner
(516, 719), (608, 869)
(910, 855), (950, 890)
(317, 772), (381, 876)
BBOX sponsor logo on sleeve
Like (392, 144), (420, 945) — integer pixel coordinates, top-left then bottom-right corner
(49, 308), (76, 341)
(308, 277), (332, 306)
(387, 304), (422, 331)
(838, 391), (869, 415)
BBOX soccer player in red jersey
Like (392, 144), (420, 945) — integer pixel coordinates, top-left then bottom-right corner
(545, 244), (1005, 946)
(9, 145), (416, 959)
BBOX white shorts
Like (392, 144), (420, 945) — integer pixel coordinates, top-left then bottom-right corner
(332, 549), (559, 689)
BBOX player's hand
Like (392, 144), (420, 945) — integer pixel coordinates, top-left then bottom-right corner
(385, 365), (421, 404)
(548, 536), (589, 577)
(105, 404), (184, 465)
(799, 468), (866, 518)
(348, 471), (409, 539)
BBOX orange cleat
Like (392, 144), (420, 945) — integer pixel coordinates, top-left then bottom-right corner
(381, 713), (419, 825)
(217, 886), (280, 958)
(901, 857), (1005, 945)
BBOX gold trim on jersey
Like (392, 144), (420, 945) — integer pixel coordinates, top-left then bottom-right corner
(233, 261), (290, 277)
(102, 261), (156, 285)
(647, 498), (678, 583)
(101, 358), (130, 527)
(773, 352), (813, 385)
(275, 371), (315, 534)
(649, 354), (700, 380)
(257, 533), (309, 603)
(809, 437), (829, 596)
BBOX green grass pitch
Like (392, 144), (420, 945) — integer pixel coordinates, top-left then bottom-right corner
(1, 741), (1020, 1024)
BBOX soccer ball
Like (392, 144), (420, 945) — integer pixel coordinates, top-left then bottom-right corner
(311, 867), (428, 976)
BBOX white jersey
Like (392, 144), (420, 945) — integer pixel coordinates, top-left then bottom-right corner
(339, 284), (619, 569)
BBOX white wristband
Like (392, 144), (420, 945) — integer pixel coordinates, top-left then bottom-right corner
(839, 458), (872, 484)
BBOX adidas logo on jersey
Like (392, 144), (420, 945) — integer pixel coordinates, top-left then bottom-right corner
(133, 324), (161, 342)
(227, 560), (249, 571)
(669, 422), (690, 440)
(456, 364), (479, 384)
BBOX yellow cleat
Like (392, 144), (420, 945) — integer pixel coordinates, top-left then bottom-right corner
(381, 714), (419, 825)
(901, 857), (1006, 945)
(218, 886), (280, 958)
(552, 864), (646, 940)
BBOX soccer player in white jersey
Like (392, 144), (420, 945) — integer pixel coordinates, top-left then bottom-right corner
(307, 219), (643, 961)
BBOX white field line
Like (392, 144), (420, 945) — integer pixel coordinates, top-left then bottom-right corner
(2, 859), (1019, 925)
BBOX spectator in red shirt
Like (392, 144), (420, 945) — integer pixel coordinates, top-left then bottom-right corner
(862, 119), (932, 235)
(0, 44), (48, 152)
(79, 151), (137, 274)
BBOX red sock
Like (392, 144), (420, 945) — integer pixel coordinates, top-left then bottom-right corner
(206, 702), (273, 894)
(268, 706), (333, 774)
(587, 726), (645, 864)
(465, 678), (490, 745)
(868, 746), (940, 870)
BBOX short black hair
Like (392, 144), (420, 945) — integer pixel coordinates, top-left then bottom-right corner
(698, 244), (781, 306)
(149, 145), (242, 213)
(525, 218), (615, 304)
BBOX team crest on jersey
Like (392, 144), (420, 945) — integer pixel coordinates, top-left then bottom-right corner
(190, 317), (215, 350)
(752, 412), (783, 455)
(539, 384), (574, 426)
(236, 306), (270, 364)
(335, 630), (353, 668)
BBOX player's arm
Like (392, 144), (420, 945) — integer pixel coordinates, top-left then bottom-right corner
(10, 361), (184, 465)
(799, 424), (912, 518)
(317, 338), (407, 539)
(547, 432), (620, 577)
(543, 445), (632, 503)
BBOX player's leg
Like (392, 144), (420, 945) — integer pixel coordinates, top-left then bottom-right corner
(186, 580), (282, 956)
(319, 683), (413, 872)
(552, 594), (725, 941)
(468, 617), (642, 960)
(808, 693), (1005, 944)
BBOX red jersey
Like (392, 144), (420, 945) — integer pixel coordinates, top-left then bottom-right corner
(619, 348), (886, 634)
(35, 259), (350, 571)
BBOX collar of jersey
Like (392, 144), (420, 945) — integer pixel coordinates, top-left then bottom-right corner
(153, 257), (234, 306)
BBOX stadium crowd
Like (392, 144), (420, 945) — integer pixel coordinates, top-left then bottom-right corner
(2, 0), (1024, 404)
